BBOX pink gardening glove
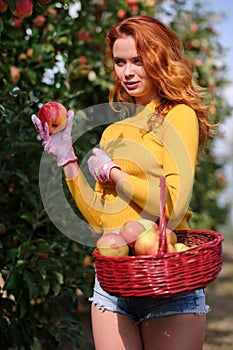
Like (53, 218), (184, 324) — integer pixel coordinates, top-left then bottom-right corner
(31, 110), (78, 167)
(87, 147), (121, 183)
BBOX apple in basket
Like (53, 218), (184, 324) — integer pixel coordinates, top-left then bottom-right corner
(163, 228), (178, 245)
(174, 243), (190, 252)
(133, 226), (178, 255)
(119, 218), (159, 247)
(96, 232), (129, 257)
(38, 101), (68, 134)
(134, 228), (159, 255)
(154, 228), (178, 252)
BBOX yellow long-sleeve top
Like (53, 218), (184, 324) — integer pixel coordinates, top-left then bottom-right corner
(66, 100), (199, 233)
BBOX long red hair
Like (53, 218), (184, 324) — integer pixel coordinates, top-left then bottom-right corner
(105, 15), (216, 150)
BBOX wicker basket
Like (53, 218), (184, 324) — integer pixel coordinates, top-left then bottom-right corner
(93, 178), (224, 298)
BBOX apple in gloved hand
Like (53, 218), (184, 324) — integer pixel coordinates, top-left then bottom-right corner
(38, 101), (68, 134)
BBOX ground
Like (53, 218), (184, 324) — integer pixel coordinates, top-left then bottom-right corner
(78, 241), (233, 349)
(203, 243), (233, 350)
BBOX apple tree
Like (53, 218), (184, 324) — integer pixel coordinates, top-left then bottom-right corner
(0, 0), (231, 348)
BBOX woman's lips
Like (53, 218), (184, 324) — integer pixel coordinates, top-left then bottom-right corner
(124, 81), (140, 90)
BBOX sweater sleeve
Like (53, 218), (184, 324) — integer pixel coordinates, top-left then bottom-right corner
(66, 171), (104, 232)
(119, 105), (199, 228)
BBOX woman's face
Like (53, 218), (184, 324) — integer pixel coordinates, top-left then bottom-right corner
(112, 36), (159, 105)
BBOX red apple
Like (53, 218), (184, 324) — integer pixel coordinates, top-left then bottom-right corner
(129, 4), (139, 13)
(165, 229), (177, 245)
(126, 0), (138, 4)
(120, 219), (159, 247)
(79, 56), (87, 66)
(167, 243), (176, 253)
(77, 30), (91, 41)
(152, 227), (177, 244)
(33, 15), (46, 28)
(136, 218), (159, 232)
(18, 53), (27, 61)
(117, 9), (127, 20)
(119, 220), (145, 247)
(97, 232), (129, 257)
(13, 18), (22, 28)
(0, 223), (6, 235)
(0, 0), (8, 12)
(134, 229), (159, 256)
(190, 23), (199, 33)
(38, 101), (68, 134)
(15, 0), (33, 19)
(46, 7), (57, 17)
(26, 48), (34, 58)
(10, 66), (21, 84)
(40, 252), (49, 259)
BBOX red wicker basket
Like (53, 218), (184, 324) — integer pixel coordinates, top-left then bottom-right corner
(93, 178), (224, 298)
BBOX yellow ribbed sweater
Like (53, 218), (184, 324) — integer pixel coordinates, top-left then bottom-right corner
(66, 101), (199, 233)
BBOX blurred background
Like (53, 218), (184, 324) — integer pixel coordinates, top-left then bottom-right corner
(0, 0), (232, 349)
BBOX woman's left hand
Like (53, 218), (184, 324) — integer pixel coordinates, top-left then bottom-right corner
(87, 148), (121, 183)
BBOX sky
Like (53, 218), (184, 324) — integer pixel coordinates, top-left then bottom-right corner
(204, 0), (233, 102)
(204, 1), (233, 225)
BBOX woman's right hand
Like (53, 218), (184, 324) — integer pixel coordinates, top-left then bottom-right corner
(31, 110), (78, 167)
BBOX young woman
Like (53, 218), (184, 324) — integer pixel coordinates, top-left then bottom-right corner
(33, 15), (215, 350)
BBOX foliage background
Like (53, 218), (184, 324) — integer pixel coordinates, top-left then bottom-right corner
(0, 0), (232, 348)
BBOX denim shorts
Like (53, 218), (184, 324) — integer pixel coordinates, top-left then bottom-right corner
(89, 276), (210, 324)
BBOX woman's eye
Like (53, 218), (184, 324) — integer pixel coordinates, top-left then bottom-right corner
(113, 57), (142, 66)
(134, 58), (142, 65)
(114, 58), (124, 66)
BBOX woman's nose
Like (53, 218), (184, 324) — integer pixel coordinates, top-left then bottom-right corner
(124, 63), (134, 78)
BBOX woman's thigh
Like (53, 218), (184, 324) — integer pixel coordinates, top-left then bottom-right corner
(91, 304), (143, 350)
(141, 313), (206, 350)
(90, 276), (209, 349)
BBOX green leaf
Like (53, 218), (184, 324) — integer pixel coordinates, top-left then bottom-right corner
(0, 19), (3, 34)
(53, 271), (64, 285)
(16, 260), (25, 267)
(51, 281), (61, 296)
(20, 213), (34, 225)
(23, 271), (39, 300)
(19, 297), (29, 318)
(30, 337), (43, 350)
(28, 70), (37, 85)
(4, 268), (20, 291)
(37, 264), (47, 280)
(14, 171), (29, 183)
(40, 279), (50, 295)
(3, 0), (16, 8)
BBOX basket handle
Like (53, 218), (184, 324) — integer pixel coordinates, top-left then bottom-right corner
(158, 176), (167, 256)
